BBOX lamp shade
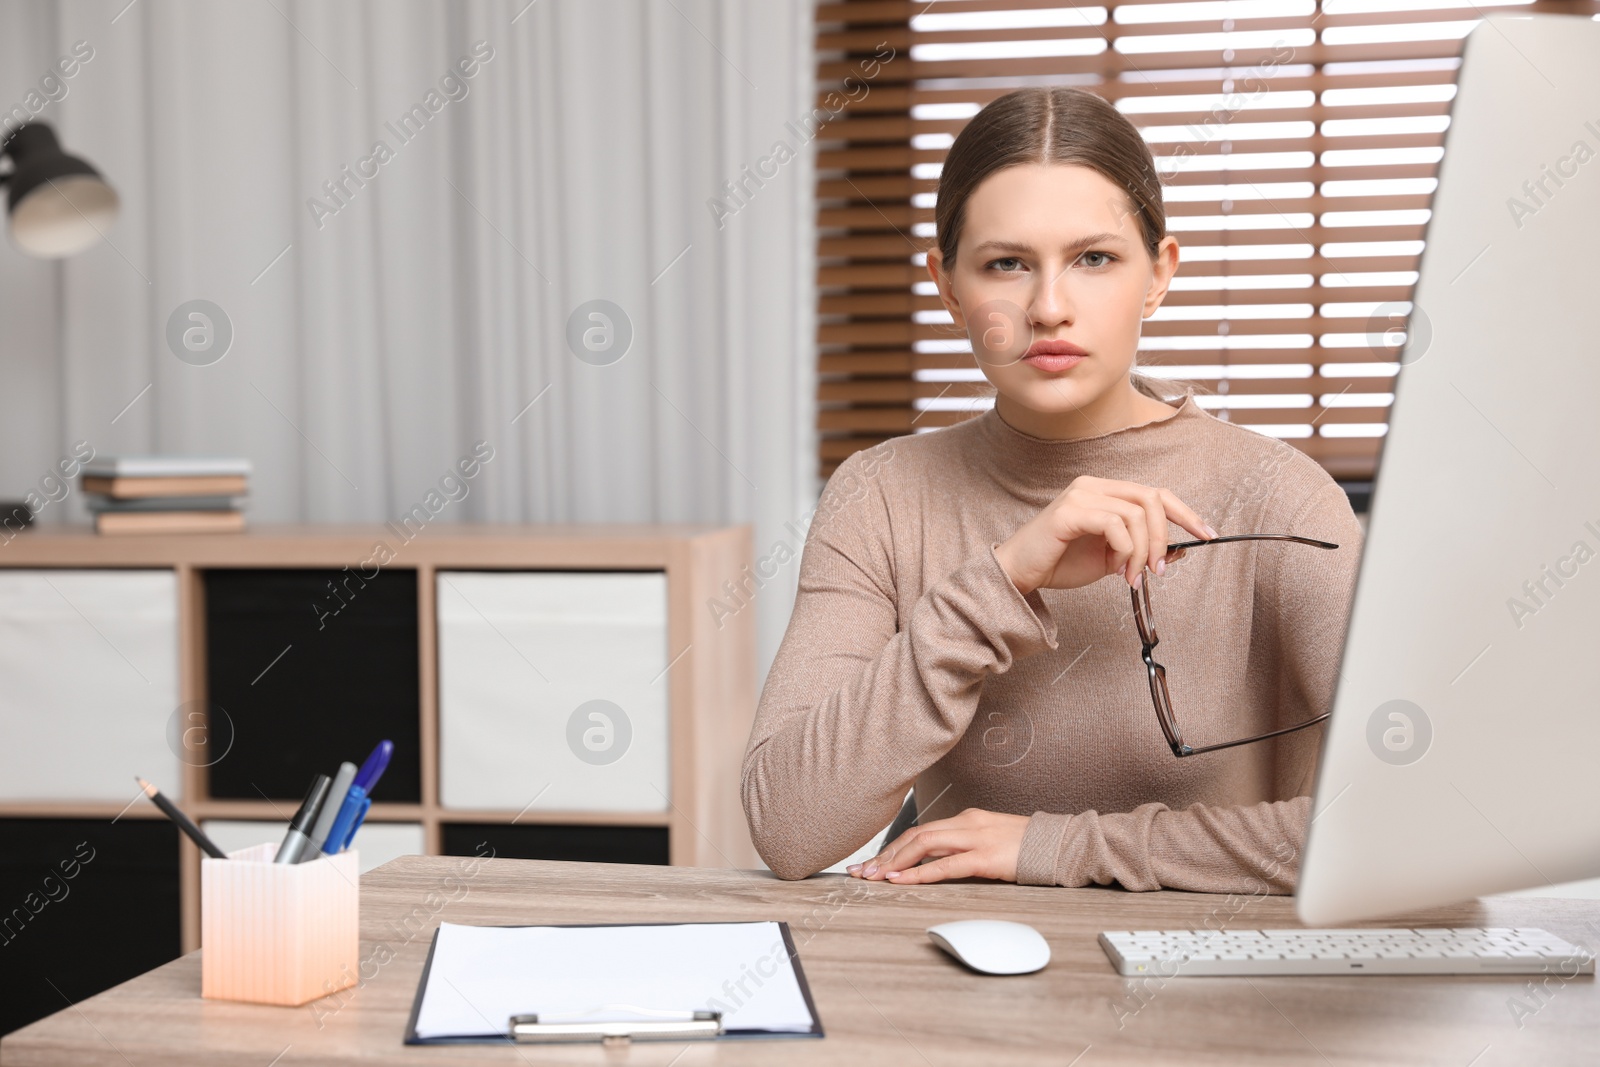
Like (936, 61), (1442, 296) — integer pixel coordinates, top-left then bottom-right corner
(3, 123), (119, 258)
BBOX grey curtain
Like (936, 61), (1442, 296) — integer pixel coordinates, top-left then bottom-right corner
(0, 0), (817, 680)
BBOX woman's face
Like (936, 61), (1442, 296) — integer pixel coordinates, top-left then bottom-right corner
(928, 163), (1180, 422)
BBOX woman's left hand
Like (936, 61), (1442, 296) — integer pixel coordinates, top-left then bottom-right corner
(847, 809), (1030, 884)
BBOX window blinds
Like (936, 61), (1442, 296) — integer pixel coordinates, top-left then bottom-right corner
(814, 0), (1598, 479)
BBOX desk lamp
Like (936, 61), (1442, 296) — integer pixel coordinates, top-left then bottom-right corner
(2, 121), (119, 258)
(0, 121), (120, 528)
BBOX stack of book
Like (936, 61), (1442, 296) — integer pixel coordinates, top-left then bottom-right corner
(82, 457), (250, 535)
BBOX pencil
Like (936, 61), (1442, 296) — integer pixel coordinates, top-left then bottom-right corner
(135, 776), (228, 859)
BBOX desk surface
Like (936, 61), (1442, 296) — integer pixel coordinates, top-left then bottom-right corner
(4, 856), (1598, 1066)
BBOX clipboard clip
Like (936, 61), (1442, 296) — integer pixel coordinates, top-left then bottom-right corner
(508, 1009), (724, 1045)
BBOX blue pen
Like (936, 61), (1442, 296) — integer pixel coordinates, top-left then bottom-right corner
(352, 739), (393, 793)
(322, 740), (393, 855)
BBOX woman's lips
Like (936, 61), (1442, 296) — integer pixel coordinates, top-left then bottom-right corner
(1022, 339), (1087, 372)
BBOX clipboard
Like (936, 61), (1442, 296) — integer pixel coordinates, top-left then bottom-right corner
(403, 921), (825, 1045)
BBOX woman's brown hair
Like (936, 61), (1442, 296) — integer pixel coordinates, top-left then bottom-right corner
(934, 86), (1185, 402)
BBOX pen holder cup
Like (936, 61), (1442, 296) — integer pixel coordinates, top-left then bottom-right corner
(200, 842), (360, 1006)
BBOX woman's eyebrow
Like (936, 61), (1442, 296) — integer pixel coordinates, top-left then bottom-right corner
(970, 232), (1128, 257)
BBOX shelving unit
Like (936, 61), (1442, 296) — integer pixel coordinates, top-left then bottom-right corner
(0, 524), (757, 954)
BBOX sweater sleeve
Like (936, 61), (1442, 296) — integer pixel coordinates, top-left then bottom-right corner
(1013, 476), (1364, 893)
(742, 451), (1060, 880)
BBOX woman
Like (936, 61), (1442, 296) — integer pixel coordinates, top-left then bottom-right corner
(741, 87), (1362, 893)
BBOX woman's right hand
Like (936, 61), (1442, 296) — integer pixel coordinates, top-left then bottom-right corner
(993, 475), (1218, 597)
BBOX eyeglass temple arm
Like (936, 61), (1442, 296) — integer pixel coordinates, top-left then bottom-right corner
(1165, 533), (1340, 553)
(1177, 711), (1331, 757)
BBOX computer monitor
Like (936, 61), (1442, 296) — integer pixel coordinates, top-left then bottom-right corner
(1298, 12), (1600, 926)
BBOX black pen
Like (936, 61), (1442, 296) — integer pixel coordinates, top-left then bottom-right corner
(275, 774), (333, 864)
(135, 776), (228, 859)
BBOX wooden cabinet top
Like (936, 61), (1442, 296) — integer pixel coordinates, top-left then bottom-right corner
(0, 523), (752, 567)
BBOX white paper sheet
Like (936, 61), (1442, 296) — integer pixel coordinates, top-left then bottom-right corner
(411, 921), (816, 1040)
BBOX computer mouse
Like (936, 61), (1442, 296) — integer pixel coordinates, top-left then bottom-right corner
(927, 919), (1051, 975)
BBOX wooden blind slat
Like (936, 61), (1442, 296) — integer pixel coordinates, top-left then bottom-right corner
(821, 376), (1397, 401)
(818, 405), (1392, 432)
(817, 0), (1533, 25)
(823, 286), (1419, 316)
(807, 100), (1454, 141)
(819, 194), (1438, 228)
(820, 6), (1510, 53)
(820, 348), (1414, 375)
(819, 164), (1448, 196)
(823, 314), (1421, 345)
(817, 41), (1468, 82)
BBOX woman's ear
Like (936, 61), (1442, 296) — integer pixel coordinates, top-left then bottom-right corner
(1142, 236), (1181, 319)
(925, 248), (967, 331)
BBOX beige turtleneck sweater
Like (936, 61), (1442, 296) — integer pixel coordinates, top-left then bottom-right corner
(742, 391), (1363, 892)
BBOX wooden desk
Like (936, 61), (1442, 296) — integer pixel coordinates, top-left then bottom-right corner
(4, 855), (1598, 1066)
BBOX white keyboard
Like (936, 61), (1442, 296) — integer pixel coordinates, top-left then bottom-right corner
(1099, 927), (1595, 976)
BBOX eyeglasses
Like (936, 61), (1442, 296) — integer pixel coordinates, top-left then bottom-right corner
(1133, 533), (1341, 758)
